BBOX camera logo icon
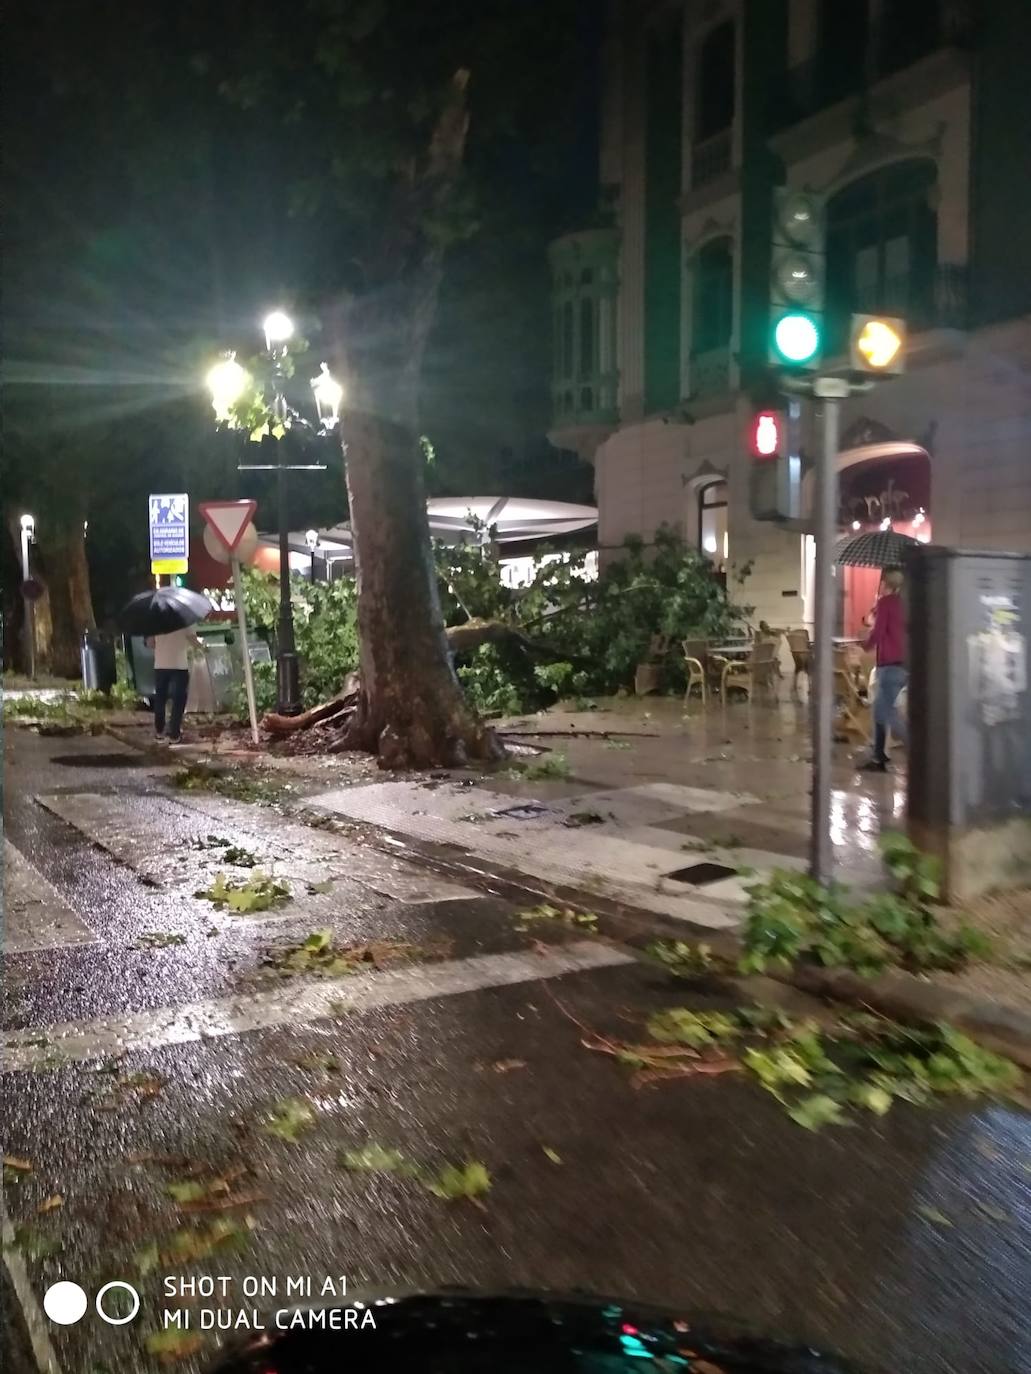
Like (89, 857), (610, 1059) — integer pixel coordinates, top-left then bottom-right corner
(43, 1281), (140, 1326)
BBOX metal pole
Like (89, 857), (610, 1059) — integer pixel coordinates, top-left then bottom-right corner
(231, 557), (260, 745)
(20, 527), (36, 681)
(275, 459), (301, 715)
(809, 378), (847, 883)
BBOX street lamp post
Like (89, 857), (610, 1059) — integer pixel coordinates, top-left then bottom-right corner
(305, 529), (320, 582)
(205, 319), (343, 718)
(19, 514), (36, 681)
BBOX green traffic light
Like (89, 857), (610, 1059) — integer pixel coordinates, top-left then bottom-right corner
(773, 312), (820, 365)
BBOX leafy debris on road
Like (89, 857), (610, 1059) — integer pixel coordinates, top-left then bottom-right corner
(144, 1328), (204, 1364)
(741, 840), (991, 977)
(165, 1169), (263, 1213)
(514, 903), (598, 934)
(221, 845), (259, 868)
(136, 931), (187, 949)
(192, 833), (233, 850)
(916, 1205), (954, 1227)
(563, 809), (606, 828)
(424, 1160), (491, 1202)
(164, 1216), (256, 1264)
(542, 1146), (563, 1165)
(509, 752), (571, 781)
(174, 762), (292, 805)
(198, 871), (291, 914)
(556, 987), (1022, 1128)
(97, 1071), (164, 1109)
(338, 1144), (492, 1204)
(478, 1058), (527, 1074)
(10, 1223), (61, 1260)
(259, 929), (423, 979)
(261, 1097), (316, 1142)
(37, 1195), (64, 1214)
(3, 1155), (33, 1183)
(648, 940), (729, 980)
(293, 1049), (342, 1074)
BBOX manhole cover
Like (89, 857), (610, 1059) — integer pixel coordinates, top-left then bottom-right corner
(492, 802), (551, 821)
(663, 862), (738, 887)
(50, 753), (150, 769)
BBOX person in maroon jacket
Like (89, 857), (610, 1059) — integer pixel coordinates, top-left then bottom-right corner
(860, 566), (908, 772)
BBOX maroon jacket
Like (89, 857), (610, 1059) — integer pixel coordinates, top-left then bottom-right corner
(864, 592), (906, 667)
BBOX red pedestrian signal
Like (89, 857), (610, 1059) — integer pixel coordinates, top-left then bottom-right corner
(751, 410), (781, 458)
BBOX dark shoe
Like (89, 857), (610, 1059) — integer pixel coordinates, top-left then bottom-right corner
(858, 757), (889, 773)
(166, 734), (183, 745)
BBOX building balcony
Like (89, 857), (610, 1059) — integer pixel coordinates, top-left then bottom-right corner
(826, 262), (967, 360)
(548, 228), (619, 458)
(690, 128), (732, 190)
(687, 345), (732, 402)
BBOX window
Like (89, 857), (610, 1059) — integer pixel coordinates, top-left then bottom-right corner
(826, 160), (938, 350)
(818, 0), (868, 105)
(878, 0), (941, 76)
(691, 238), (733, 355)
(698, 480), (729, 570)
(696, 22), (735, 142)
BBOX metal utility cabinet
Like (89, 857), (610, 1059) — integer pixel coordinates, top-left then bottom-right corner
(907, 545), (1031, 900)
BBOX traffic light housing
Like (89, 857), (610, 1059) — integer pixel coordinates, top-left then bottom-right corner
(749, 400), (803, 522)
(850, 314), (906, 375)
(769, 189), (825, 369)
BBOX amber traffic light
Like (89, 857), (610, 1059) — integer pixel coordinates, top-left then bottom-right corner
(850, 314), (906, 375)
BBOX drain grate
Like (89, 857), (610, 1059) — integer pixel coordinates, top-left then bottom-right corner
(663, 862), (738, 887)
(50, 753), (150, 769)
(492, 802), (551, 821)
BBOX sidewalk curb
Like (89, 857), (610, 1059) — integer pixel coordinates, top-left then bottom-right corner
(100, 722), (1031, 1071)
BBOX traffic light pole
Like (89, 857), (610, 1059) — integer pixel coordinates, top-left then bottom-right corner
(809, 378), (848, 883)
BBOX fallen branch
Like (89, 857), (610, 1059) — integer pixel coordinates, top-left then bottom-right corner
(499, 729), (660, 740)
(262, 672), (361, 736)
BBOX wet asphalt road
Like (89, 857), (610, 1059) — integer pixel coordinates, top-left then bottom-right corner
(3, 726), (1031, 1374)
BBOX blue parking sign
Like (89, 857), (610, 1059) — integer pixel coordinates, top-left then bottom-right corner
(149, 493), (189, 561)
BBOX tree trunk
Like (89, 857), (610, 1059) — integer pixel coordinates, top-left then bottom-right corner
(39, 527), (95, 679)
(340, 410), (502, 769)
(329, 67), (503, 770)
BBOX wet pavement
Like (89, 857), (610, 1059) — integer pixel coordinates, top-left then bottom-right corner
(3, 725), (1031, 1374)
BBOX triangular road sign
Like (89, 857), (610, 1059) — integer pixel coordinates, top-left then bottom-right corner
(199, 500), (258, 555)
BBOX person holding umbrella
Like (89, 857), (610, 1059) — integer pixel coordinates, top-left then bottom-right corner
(119, 585), (214, 746)
(860, 566), (908, 772)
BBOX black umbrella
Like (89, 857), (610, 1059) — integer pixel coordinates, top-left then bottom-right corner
(834, 529), (919, 569)
(118, 587), (213, 636)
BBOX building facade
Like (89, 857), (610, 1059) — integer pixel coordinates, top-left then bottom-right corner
(550, 0), (1031, 632)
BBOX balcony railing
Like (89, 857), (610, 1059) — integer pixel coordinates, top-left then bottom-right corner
(828, 263), (968, 352)
(691, 129), (732, 190)
(549, 228), (619, 431)
(689, 346), (731, 400)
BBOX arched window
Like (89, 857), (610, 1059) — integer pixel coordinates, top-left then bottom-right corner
(826, 160), (938, 351)
(698, 479), (728, 570)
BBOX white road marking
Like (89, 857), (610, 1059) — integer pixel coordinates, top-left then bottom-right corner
(0, 1194), (65, 1374)
(3, 841), (97, 954)
(3, 940), (632, 1068)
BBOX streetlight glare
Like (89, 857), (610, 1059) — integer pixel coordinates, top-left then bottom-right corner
(205, 356), (250, 422)
(311, 362), (344, 427)
(305, 529), (320, 550)
(263, 310), (295, 350)
(20, 513), (35, 532)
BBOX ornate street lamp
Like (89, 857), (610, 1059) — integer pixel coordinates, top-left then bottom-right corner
(305, 528), (320, 582)
(204, 319), (343, 716)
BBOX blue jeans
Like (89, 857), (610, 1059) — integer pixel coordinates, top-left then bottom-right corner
(873, 665), (907, 761)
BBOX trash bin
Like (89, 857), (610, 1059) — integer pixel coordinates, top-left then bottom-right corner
(81, 629), (117, 693)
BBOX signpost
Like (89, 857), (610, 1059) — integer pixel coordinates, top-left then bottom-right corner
(149, 493), (190, 577)
(198, 501), (260, 745)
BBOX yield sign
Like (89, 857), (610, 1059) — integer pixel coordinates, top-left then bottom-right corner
(199, 500), (258, 555)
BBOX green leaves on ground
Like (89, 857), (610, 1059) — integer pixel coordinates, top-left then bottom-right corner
(424, 1160), (491, 1201)
(262, 930), (421, 978)
(647, 940), (725, 979)
(339, 1144), (491, 1203)
(9, 1223), (61, 1260)
(144, 1329), (203, 1364)
(515, 752), (571, 781)
(514, 903), (598, 933)
(585, 1001), (1021, 1130)
(740, 837), (990, 978)
(260, 1098), (316, 1142)
(136, 931), (187, 949)
(198, 871), (291, 914)
(174, 763), (291, 807)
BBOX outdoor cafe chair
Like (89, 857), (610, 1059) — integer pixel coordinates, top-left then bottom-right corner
(681, 639), (708, 703)
(786, 629), (812, 692)
(720, 637), (778, 703)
